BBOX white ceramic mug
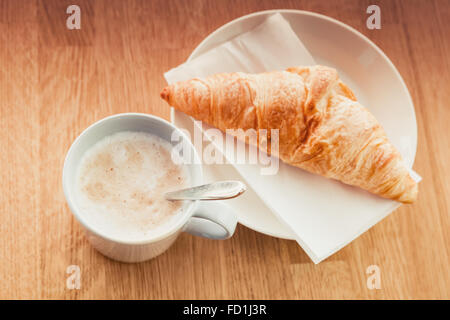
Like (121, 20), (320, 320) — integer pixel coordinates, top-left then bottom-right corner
(62, 113), (238, 263)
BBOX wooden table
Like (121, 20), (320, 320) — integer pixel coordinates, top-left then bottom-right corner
(1, 0), (449, 299)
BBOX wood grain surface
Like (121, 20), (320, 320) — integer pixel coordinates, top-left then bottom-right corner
(0, 0), (449, 299)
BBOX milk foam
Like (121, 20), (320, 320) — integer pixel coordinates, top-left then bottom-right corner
(75, 131), (189, 242)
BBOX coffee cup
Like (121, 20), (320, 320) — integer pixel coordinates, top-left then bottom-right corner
(62, 113), (238, 262)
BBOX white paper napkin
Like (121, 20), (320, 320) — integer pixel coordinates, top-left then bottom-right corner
(165, 13), (316, 82)
(164, 13), (421, 263)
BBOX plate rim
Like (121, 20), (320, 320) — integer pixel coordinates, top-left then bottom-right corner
(170, 9), (418, 240)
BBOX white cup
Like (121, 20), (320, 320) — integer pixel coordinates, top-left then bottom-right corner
(62, 113), (238, 262)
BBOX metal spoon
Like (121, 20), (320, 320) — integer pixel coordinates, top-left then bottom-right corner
(164, 180), (246, 201)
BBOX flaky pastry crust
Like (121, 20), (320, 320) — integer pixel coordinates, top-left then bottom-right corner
(161, 66), (418, 203)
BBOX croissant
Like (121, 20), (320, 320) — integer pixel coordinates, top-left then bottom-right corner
(160, 66), (418, 203)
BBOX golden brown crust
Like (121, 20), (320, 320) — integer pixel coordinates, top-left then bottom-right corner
(160, 66), (418, 203)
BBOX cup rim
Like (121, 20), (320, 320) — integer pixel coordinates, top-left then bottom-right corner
(62, 113), (203, 245)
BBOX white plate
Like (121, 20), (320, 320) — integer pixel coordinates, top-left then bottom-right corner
(171, 9), (417, 240)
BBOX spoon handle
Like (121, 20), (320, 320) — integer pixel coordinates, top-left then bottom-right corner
(164, 180), (246, 201)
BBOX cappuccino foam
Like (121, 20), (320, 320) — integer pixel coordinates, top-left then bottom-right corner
(75, 131), (189, 242)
